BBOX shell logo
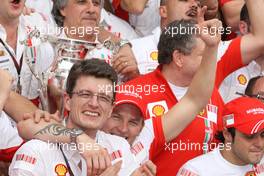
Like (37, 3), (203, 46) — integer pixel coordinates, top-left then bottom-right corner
(245, 171), (257, 176)
(152, 105), (165, 116)
(237, 74), (247, 85)
(150, 51), (158, 61)
(55, 164), (68, 176)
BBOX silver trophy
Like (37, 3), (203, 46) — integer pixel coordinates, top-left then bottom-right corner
(22, 28), (103, 115)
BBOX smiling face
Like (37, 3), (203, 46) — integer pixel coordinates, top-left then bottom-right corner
(0, 0), (25, 21)
(102, 103), (144, 145)
(230, 130), (264, 165)
(60, 0), (101, 34)
(65, 76), (114, 135)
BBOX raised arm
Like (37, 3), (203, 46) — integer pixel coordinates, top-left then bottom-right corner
(120, 0), (148, 14)
(162, 19), (222, 142)
(240, 0), (264, 64)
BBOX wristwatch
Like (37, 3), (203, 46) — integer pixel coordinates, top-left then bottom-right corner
(69, 128), (84, 144)
(103, 39), (132, 53)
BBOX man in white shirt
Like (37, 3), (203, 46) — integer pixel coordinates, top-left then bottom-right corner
(9, 59), (140, 176)
(177, 97), (264, 176)
(0, 0), (54, 101)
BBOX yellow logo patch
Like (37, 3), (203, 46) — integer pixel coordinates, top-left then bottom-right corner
(55, 164), (68, 176)
(152, 105), (165, 116)
(237, 74), (247, 85)
(150, 51), (158, 61)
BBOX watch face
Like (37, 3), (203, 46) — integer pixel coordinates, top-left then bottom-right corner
(71, 128), (83, 135)
(103, 40), (115, 51)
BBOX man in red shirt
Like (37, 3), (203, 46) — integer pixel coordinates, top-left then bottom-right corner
(120, 0), (264, 175)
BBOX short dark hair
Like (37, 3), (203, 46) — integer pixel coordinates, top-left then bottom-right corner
(215, 127), (236, 143)
(52, 0), (68, 27)
(245, 76), (263, 96)
(240, 4), (250, 26)
(158, 19), (197, 65)
(66, 59), (118, 100)
(160, 0), (166, 5)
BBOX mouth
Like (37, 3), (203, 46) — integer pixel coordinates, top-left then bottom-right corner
(11, 0), (20, 4)
(82, 110), (100, 118)
(186, 8), (198, 18)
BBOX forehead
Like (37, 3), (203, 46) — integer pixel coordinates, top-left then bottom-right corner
(113, 104), (143, 121)
(74, 76), (113, 93)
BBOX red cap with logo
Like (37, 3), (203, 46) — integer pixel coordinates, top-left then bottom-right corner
(114, 88), (144, 115)
(223, 97), (264, 135)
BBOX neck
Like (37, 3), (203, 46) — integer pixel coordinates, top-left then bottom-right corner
(255, 56), (264, 71)
(220, 145), (247, 166)
(0, 16), (19, 32)
(161, 64), (192, 87)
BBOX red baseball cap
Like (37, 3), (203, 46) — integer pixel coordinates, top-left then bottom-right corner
(223, 97), (264, 135)
(114, 89), (144, 116)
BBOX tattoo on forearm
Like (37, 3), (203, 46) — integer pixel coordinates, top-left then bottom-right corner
(34, 124), (71, 137)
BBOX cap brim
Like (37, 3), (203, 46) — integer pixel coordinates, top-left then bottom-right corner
(236, 119), (264, 135)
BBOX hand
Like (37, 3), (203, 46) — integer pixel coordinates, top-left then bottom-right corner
(23, 110), (61, 123)
(197, 19), (222, 47)
(23, 6), (35, 15)
(0, 69), (13, 102)
(76, 134), (111, 175)
(112, 44), (140, 81)
(99, 161), (122, 176)
(197, 5), (207, 23)
(131, 161), (157, 176)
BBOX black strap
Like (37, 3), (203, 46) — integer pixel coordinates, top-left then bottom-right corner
(59, 145), (75, 176)
(0, 38), (23, 75)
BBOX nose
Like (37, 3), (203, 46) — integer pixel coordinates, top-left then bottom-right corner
(190, 0), (199, 9)
(85, 0), (97, 13)
(253, 135), (264, 148)
(87, 95), (99, 108)
(118, 121), (129, 134)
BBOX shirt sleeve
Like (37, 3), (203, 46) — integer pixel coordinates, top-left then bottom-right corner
(215, 37), (243, 89)
(149, 117), (166, 159)
(219, 0), (233, 7)
(8, 141), (46, 176)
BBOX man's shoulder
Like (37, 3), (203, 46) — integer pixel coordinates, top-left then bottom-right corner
(98, 131), (129, 147)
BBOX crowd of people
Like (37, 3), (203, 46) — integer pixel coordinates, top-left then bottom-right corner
(0, 0), (263, 175)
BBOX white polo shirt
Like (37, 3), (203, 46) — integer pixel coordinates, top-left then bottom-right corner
(0, 111), (23, 150)
(100, 8), (139, 40)
(9, 130), (139, 176)
(177, 147), (264, 176)
(131, 119), (155, 164)
(219, 61), (264, 103)
(0, 13), (54, 99)
(129, 0), (161, 37)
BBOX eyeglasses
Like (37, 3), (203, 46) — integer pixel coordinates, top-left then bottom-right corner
(71, 90), (114, 105)
(236, 92), (264, 102)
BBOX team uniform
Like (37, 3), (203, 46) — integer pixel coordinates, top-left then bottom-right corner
(177, 147), (264, 176)
(100, 8), (139, 40)
(121, 37), (245, 175)
(9, 131), (139, 176)
(0, 13), (54, 100)
(219, 61), (264, 103)
(0, 111), (23, 162)
(130, 27), (232, 74)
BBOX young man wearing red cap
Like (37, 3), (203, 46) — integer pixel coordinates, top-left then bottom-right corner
(177, 97), (264, 176)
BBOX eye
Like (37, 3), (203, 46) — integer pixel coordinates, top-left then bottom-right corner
(79, 91), (92, 98)
(92, 0), (101, 6)
(77, 0), (86, 4)
(129, 121), (139, 127)
(111, 115), (121, 121)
